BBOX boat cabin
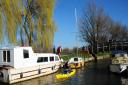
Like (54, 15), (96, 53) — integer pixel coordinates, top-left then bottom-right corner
(68, 57), (85, 69)
(110, 50), (128, 58)
(68, 57), (84, 63)
(0, 46), (60, 69)
(109, 51), (128, 73)
(110, 51), (128, 64)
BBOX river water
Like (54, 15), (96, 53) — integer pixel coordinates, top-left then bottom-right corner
(1, 59), (125, 85)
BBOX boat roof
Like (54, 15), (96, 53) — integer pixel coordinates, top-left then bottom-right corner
(111, 50), (127, 55)
(0, 46), (58, 56)
(34, 53), (58, 56)
(0, 46), (32, 50)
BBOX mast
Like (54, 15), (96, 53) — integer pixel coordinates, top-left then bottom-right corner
(75, 8), (78, 57)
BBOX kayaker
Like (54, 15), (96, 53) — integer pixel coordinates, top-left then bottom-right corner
(63, 61), (69, 69)
(62, 61), (71, 74)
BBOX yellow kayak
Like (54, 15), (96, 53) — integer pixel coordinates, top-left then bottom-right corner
(56, 69), (76, 79)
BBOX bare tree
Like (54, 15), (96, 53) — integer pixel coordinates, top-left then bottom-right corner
(79, 2), (111, 53)
(109, 22), (128, 41)
(79, 1), (128, 53)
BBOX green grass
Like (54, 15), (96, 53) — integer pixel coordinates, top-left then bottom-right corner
(61, 54), (92, 61)
(96, 52), (110, 56)
(61, 55), (73, 61)
(61, 52), (110, 61)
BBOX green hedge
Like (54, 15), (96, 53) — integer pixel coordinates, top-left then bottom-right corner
(61, 54), (91, 61)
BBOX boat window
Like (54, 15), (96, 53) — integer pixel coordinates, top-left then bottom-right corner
(37, 57), (43, 62)
(3, 50), (10, 62)
(74, 58), (78, 61)
(3, 51), (6, 62)
(55, 56), (59, 61)
(7, 51), (10, 62)
(120, 54), (124, 57)
(23, 50), (29, 58)
(44, 57), (48, 62)
(37, 57), (48, 63)
(50, 57), (54, 61)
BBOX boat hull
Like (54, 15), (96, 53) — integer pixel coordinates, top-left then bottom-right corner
(0, 62), (61, 84)
(109, 64), (128, 73)
(56, 69), (76, 79)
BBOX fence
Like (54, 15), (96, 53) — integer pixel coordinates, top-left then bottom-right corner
(89, 41), (128, 53)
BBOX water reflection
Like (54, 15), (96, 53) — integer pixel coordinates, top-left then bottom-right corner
(121, 78), (128, 85)
(11, 69), (83, 85)
(1, 59), (122, 85)
(12, 73), (57, 85)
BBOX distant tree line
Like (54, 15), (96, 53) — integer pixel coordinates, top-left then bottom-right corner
(62, 47), (78, 55)
(78, 2), (128, 53)
(61, 47), (89, 56)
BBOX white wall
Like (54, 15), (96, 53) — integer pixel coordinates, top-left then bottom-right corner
(14, 48), (23, 68)
(14, 47), (37, 69)
(22, 47), (37, 67)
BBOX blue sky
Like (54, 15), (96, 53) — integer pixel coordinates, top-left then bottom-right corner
(54, 0), (128, 48)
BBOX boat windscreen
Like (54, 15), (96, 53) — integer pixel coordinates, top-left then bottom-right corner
(74, 58), (78, 61)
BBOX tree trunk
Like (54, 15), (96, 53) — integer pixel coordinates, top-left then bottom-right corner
(20, 28), (24, 46)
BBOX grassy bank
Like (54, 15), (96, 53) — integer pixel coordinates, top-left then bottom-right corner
(96, 52), (110, 56)
(61, 54), (92, 61)
(61, 52), (110, 61)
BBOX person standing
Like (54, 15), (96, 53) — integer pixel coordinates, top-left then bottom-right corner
(57, 46), (62, 58)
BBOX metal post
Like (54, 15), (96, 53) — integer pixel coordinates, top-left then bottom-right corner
(103, 43), (104, 52)
(108, 42), (110, 52)
(122, 42), (123, 50)
(115, 42), (116, 50)
(97, 42), (98, 53)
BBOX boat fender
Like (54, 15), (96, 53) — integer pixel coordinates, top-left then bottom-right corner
(0, 71), (3, 78)
(52, 66), (54, 70)
(20, 73), (23, 78)
(52, 65), (56, 70)
(54, 65), (56, 69)
(38, 69), (41, 74)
